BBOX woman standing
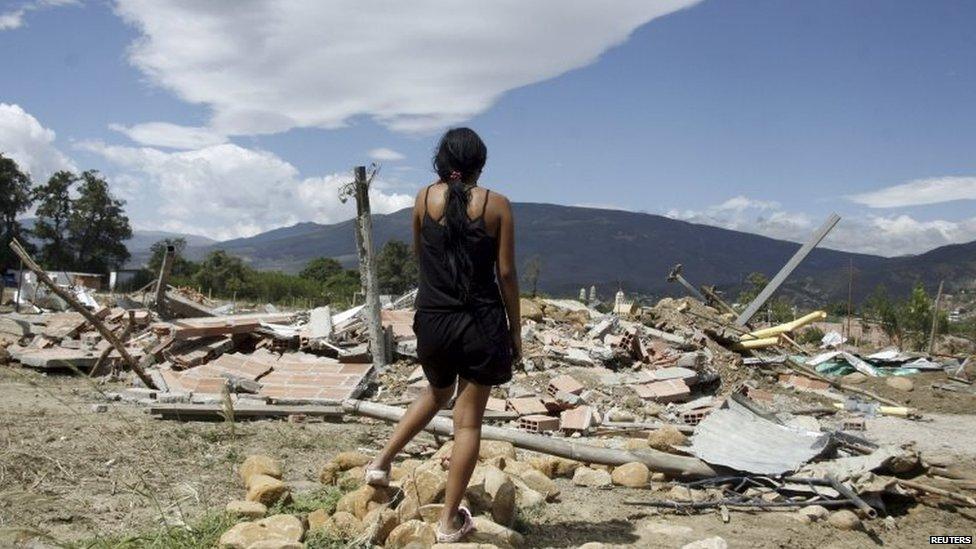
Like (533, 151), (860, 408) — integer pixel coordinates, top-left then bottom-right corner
(365, 127), (521, 542)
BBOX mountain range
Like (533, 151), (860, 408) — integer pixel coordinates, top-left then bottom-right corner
(121, 203), (975, 304)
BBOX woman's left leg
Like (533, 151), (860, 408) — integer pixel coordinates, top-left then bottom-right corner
(439, 379), (491, 534)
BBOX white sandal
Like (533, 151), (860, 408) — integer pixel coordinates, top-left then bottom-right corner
(363, 465), (390, 487)
(436, 506), (475, 543)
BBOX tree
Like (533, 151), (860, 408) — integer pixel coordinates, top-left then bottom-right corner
(32, 170), (76, 270)
(862, 284), (900, 342)
(68, 170), (132, 272)
(300, 257), (344, 283)
(0, 154), (34, 272)
(192, 250), (252, 296)
(521, 255), (542, 297)
(900, 282), (932, 351)
(736, 272), (769, 306)
(376, 239), (417, 295)
(322, 269), (361, 305)
(147, 237), (196, 278)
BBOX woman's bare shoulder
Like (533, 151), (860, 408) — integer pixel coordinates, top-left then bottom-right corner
(485, 187), (511, 207)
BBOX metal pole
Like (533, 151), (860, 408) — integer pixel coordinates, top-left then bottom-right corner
(352, 166), (386, 370)
(735, 213), (841, 326)
(928, 280), (944, 354)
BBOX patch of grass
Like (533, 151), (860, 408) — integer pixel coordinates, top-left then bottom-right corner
(272, 485), (344, 515)
(70, 510), (241, 549)
(303, 529), (348, 549)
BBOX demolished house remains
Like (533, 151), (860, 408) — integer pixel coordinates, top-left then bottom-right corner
(2, 205), (975, 548)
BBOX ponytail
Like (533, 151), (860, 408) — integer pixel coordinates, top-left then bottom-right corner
(432, 127), (488, 303)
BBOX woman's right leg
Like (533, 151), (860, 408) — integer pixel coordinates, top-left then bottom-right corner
(439, 379), (492, 534)
(369, 382), (456, 472)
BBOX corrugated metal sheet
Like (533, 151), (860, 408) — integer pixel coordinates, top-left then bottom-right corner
(689, 398), (829, 474)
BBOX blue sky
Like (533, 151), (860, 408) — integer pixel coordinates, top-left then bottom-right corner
(1, 0), (974, 255)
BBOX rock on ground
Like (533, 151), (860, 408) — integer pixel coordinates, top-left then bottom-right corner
(572, 467), (612, 488)
(385, 519), (436, 548)
(886, 377), (914, 392)
(239, 455), (282, 485)
(647, 427), (688, 453)
(218, 514), (303, 549)
(225, 500), (267, 519)
(245, 474), (289, 506)
(611, 462), (649, 488)
(827, 509), (862, 531)
(681, 537), (728, 549)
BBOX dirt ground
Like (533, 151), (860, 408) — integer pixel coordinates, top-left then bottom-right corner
(1, 366), (974, 548)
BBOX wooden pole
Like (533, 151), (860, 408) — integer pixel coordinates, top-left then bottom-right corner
(352, 166), (386, 370)
(153, 245), (175, 318)
(928, 280), (944, 354)
(8, 238), (157, 389)
(15, 257), (23, 313)
(845, 258), (853, 340)
(343, 399), (719, 478)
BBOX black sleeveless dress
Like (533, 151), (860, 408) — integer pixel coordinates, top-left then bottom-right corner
(412, 185), (514, 388)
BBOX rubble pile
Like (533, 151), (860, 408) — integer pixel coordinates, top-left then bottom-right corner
(3, 273), (976, 543)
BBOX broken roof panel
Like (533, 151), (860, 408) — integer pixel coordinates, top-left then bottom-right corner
(689, 398), (830, 475)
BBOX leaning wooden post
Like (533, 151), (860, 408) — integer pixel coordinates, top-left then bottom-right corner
(153, 245), (175, 318)
(351, 166), (386, 370)
(15, 257), (23, 313)
(8, 238), (157, 389)
(928, 280), (944, 354)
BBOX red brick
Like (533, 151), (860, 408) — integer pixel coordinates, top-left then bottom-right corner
(559, 405), (595, 431)
(633, 379), (690, 403)
(546, 374), (584, 396)
(506, 397), (548, 416)
(517, 414), (560, 433)
(681, 407), (713, 426)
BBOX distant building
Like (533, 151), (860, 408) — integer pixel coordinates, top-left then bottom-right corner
(5, 269), (104, 290)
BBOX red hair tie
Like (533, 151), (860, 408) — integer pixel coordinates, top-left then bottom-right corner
(448, 170), (462, 181)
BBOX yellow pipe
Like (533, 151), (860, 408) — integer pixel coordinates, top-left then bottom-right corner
(734, 336), (781, 350)
(744, 310), (827, 340)
(832, 402), (912, 417)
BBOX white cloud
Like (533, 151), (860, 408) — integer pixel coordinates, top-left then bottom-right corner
(368, 148), (405, 162)
(113, 0), (701, 135)
(666, 195), (976, 256)
(666, 195), (815, 242)
(77, 140), (414, 241)
(0, 0), (79, 31)
(848, 175), (976, 208)
(0, 103), (76, 181)
(109, 122), (227, 149)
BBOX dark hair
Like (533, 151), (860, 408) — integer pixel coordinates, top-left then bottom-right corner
(432, 127), (487, 302)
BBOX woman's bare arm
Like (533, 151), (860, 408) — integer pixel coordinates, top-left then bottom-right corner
(412, 186), (426, 259)
(494, 194), (521, 360)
